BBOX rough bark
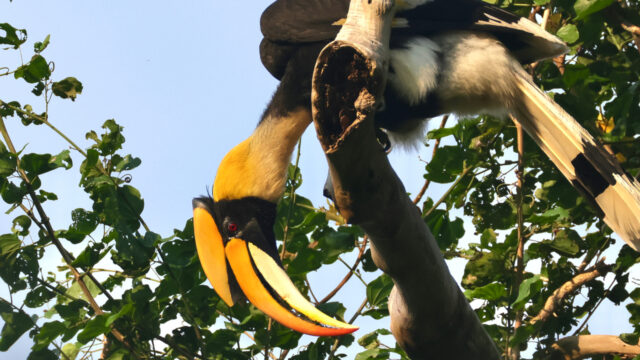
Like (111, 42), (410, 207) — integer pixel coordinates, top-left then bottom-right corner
(550, 335), (640, 359)
(310, 0), (500, 358)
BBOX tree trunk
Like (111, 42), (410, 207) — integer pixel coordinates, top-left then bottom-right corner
(310, 0), (500, 358)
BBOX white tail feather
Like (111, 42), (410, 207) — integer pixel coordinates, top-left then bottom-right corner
(511, 69), (640, 251)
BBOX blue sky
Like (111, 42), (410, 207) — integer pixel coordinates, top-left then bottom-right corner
(0, 1), (636, 358)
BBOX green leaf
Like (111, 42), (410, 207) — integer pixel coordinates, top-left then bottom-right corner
(619, 333), (640, 346)
(71, 208), (99, 235)
(425, 146), (465, 183)
(480, 229), (497, 247)
(52, 77), (83, 101)
(14, 55), (51, 83)
(1, 181), (27, 204)
(0, 23), (27, 48)
(33, 321), (66, 350)
(11, 215), (31, 236)
(361, 249), (378, 272)
(316, 302), (347, 322)
(0, 234), (21, 256)
(66, 277), (101, 303)
(28, 349), (56, 360)
(38, 189), (58, 202)
(161, 239), (195, 268)
(366, 274), (394, 307)
(80, 149), (100, 184)
(60, 343), (81, 360)
(0, 142), (17, 177)
(615, 246), (640, 273)
(287, 247), (323, 274)
(424, 210), (465, 251)
(464, 283), (508, 301)
(462, 251), (506, 289)
(574, 0), (614, 19)
(105, 349), (129, 360)
(117, 185), (144, 223)
(509, 324), (537, 346)
(427, 126), (457, 140)
(33, 34), (50, 53)
(556, 24), (579, 44)
(529, 207), (569, 226)
(355, 348), (389, 360)
(20, 150), (72, 179)
(87, 119), (125, 156)
(512, 275), (543, 310)
(24, 286), (55, 308)
(59, 209), (99, 244)
(76, 305), (132, 344)
(318, 230), (355, 263)
(113, 154), (141, 172)
(0, 300), (34, 351)
(358, 331), (380, 349)
(76, 315), (110, 344)
(72, 243), (111, 269)
(546, 229), (582, 256)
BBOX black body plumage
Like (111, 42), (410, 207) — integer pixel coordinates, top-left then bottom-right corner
(257, 0), (640, 249)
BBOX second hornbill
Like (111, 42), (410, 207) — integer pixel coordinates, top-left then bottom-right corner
(193, 0), (640, 335)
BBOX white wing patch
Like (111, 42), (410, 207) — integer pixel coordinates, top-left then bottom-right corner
(388, 37), (440, 106)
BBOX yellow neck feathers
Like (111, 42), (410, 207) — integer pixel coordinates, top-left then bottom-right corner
(213, 108), (312, 202)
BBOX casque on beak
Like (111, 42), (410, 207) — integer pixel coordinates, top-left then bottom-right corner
(193, 198), (358, 336)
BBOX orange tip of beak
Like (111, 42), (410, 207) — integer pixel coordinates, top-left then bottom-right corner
(225, 238), (358, 336)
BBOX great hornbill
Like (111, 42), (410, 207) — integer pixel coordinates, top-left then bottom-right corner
(193, 0), (640, 335)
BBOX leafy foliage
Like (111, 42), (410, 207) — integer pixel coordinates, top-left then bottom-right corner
(0, 0), (640, 359)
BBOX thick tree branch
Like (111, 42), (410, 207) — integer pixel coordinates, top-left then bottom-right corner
(311, 1), (499, 358)
(550, 335), (640, 360)
(530, 261), (612, 324)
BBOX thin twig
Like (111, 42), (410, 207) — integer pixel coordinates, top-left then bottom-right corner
(281, 138), (303, 260)
(154, 246), (209, 356)
(508, 118), (526, 360)
(423, 166), (473, 218)
(328, 297), (369, 359)
(572, 277), (616, 336)
(0, 115), (136, 355)
(413, 115), (449, 205)
(319, 236), (369, 304)
(0, 297), (72, 360)
(155, 335), (197, 359)
(304, 278), (319, 304)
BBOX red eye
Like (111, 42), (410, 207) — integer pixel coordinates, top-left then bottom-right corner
(227, 223), (238, 233)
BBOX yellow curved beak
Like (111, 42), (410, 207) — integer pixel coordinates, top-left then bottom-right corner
(225, 238), (358, 336)
(193, 207), (234, 306)
(192, 206), (357, 336)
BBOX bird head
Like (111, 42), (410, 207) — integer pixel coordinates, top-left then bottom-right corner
(192, 126), (358, 336)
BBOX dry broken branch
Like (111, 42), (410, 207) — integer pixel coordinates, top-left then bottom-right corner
(310, 0), (499, 358)
(531, 261), (611, 324)
(550, 335), (640, 359)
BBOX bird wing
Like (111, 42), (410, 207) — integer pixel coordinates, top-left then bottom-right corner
(511, 68), (640, 250)
(259, 0), (566, 79)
